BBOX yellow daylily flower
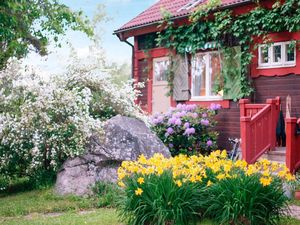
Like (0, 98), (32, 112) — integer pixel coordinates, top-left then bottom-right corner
(260, 177), (272, 187)
(137, 177), (144, 184)
(135, 188), (143, 196)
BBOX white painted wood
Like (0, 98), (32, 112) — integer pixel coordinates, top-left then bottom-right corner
(152, 57), (171, 114)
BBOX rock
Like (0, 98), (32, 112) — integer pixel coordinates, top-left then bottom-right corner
(55, 115), (170, 196)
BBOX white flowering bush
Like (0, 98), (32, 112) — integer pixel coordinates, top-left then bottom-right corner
(0, 61), (145, 186)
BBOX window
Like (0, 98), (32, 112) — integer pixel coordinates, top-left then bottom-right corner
(177, 0), (204, 12)
(258, 41), (296, 68)
(191, 52), (223, 100)
(153, 57), (170, 83)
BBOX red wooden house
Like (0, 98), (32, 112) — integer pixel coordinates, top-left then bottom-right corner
(114, 0), (300, 172)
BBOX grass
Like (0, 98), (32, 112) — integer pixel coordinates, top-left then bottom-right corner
(0, 185), (300, 225)
(0, 208), (122, 225)
(0, 188), (98, 217)
(290, 199), (300, 206)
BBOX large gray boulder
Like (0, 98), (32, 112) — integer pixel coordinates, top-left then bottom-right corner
(55, 115), (170, 196)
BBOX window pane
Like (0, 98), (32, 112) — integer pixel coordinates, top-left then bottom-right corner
(154, 59), (169, 82)
(260, 46), (269, 63)
(286, 44), (295, 62)
(273, 45), (281, 63)
(209, 53), (222, 96)
(192, 54), (206, 97)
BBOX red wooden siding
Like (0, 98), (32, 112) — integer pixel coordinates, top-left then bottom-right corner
(137, 59), (149, 112)
(215, 101), (240, 150)
(253, 74), (300, 117)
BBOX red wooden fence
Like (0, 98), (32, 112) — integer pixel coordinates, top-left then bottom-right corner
(286, 118), (300, 173)
(240, 97), (280, 164)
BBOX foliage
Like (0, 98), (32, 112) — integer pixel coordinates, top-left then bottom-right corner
(203, 172), (288, 225)
(93, 182), (124, 208)
(156, 0), (300, 99)
(0, 0), (93, 69)
(150, 103), (220, 156)
(0, 61), (145, 185)
(0, 175), (9, 192)
(117, 151), (295, 225)
(118, 170), (204, 225)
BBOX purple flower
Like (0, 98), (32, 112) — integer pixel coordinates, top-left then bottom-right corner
(175, 118), (182, 126)
(174, 112), (182, 118)
(184, 122), (190, 128)
(168, 117), (177, 125)
(166, 127), (174, 134)
(207, 140), (213, 146)
(176, 103), (183, 110)
(185, 104), (197, 111)
(166, 112), (172, 118)
(201, 119), (210, 126)
(184, 127), (196, 136)
(209, 103), (221, 111)
(157, 116), (164, 123)
(202, 113), (207, 118)
(191, 113), (198, 118)
(180, 111), (187, 117)
(169, 143), (174, 148)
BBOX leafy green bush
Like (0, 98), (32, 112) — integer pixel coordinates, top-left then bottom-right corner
(0, 175), (8, 192)
(151, 104), (220, 156)
(117, 152), (294, 225)
(203, 174), (288, 225)
(118, 171), (204, 225)
(93, 182), (123, 208)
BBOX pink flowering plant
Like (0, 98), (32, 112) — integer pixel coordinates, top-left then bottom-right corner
(151, 103), (220, 156)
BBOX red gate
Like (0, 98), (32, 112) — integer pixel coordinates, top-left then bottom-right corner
(239, 97), (280, 164)
(286, 118), (300, 173)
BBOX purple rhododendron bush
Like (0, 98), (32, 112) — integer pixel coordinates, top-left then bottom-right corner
(151, 103), (221, 156)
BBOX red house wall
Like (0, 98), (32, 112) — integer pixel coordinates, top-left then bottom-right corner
(253, 74), (300, 117)
(251, 31), (300, 78)
(131, 1), (300, 150)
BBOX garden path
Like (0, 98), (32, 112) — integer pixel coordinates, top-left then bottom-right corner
(289, 205), (300, 220)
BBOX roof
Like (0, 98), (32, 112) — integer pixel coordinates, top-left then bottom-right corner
(115, 0), (251, 34)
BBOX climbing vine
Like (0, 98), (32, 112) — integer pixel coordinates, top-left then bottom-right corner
(156, 0), (300, 99)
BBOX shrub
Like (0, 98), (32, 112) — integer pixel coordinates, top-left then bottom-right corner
(203, 172), (288, 225)
(0, 175), (8, 192)
(117, 151), (294, 225)
(118, 170), (204, 225)
(0, 61), (146, 184)
(150, 103), (220, 156)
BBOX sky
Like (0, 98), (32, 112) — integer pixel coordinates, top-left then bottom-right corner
(24, 0), (157, 75)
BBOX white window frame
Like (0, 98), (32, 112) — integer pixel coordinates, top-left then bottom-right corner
(191, 51), (223, 101)
(258, 41), (296, 69)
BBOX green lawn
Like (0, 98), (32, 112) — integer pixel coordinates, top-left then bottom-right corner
(0, 188), (98, 217)
(290, 199), (300, 207)
(0, 187), (300, 225)
(0, 208), (121, 225)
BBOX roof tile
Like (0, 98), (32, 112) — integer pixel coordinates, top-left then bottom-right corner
(116, 0), (250, 32)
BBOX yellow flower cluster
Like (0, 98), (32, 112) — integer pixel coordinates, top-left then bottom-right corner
(118, 150), (295, 191)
